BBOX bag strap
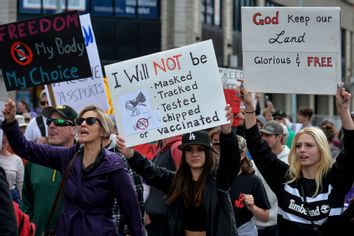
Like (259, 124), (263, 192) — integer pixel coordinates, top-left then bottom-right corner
(44, 151), (79, 232)
(36, 116), (46, 137)
(18, 213), (25, 234)
(299, 180), (322, 236)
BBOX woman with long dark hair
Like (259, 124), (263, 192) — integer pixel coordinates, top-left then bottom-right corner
(117, 105), (240, 236)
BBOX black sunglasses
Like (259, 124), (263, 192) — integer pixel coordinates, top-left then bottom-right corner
(46, 118), (75, 127)
(75, 117), (102, 126)
(40, 101), (49, 106)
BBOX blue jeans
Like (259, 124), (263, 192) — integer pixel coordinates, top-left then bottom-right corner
(10, 187), (22, 205)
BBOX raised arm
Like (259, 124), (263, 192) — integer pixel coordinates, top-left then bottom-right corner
(2, 99), (73, 171)
(330, 86), (354, 192)
(216, 105), (241, 191)
(117, 137), (174, 193)
(239, 85), (289, 195)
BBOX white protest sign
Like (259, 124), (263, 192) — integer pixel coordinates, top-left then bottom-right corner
(46, 14), (109, 112)
(242, 7), (341, 95)
(105, 40), (227, 147)
(219, 67), (243, 88)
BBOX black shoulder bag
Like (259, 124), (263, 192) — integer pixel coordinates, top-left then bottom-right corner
(41, 152), (79, 236)
(299, 180), (322, 236)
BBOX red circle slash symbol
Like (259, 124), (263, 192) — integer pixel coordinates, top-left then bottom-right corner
(136, 118), (149, 130)
(10, 42), (33, 66)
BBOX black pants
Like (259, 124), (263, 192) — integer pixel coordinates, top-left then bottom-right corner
(258, 225), (278, 236)
(145, 214), (170, 236)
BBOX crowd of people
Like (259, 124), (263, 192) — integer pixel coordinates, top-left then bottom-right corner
(1, 84), (354, 236)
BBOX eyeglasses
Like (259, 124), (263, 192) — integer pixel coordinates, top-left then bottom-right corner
(40, 101), (49, 106)
(75, 117), (102, 126)
(46, 118), (75, 127)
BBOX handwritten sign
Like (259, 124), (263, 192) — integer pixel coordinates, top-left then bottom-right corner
(219, 67), (243, 126)
(46, 14), (109, 113)
(105, 40), (227, 147)
(242, 7), (341, 95)
(0, 11), (91, 91)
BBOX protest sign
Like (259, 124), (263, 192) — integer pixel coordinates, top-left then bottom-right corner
(133, 143), (158, 160)
(219, 67), (243, 126)
(242, 7), (341, 95)
(105, 40), (227, 147)
(46, 14), (109, 113)
(0, 11), (91, 91)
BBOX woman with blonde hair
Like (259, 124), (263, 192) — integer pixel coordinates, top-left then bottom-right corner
(2, 101), (144, 236)
(239, 85), (354, 236)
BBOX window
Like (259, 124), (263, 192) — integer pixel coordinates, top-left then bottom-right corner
(233, 0), (256, 32)
(201, 0), (222, 26)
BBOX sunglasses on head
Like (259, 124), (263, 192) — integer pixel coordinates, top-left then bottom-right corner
(40, 101), (49, 106)
(46, 118), (75, 127)
(75, 117), (102, 126)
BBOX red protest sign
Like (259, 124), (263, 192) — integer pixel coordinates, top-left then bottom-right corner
(133, 143), (158, 160)
(224, 88), (240, 126)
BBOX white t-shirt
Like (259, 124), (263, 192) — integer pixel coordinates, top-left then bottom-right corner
(24, 115), (47, 141)
(0, 154), (24, 198)
(277, 145), (290, 164)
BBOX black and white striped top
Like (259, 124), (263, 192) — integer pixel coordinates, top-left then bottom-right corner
(245, 125), (354, 236)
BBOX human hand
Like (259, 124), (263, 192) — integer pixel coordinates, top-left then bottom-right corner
(238, 83), (255, 112)
(2, 99), (16, 123)
(243, 194), (255, 210)
(335, 84), (352, 113)
(221, 104), (233, 134)
(116, 135), (134, 158)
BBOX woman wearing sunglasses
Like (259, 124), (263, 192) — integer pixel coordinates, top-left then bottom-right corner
(117, 105), (240, 236)
(2, 101), (144, 236)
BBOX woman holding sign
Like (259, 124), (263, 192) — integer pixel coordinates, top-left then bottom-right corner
(239, 84), (354, 236)
(2, 101), (144, 236)
(117, 105), (240, 236)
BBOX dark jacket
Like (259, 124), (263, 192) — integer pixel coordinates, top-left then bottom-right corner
(128, 132), (240, 236)
(245, 124), (354, 236)
(3, 120), (144, 236)
(0, 167), (18, 236)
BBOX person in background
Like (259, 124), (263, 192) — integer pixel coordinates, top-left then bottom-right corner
(273, 110), (295, 148)
(0, 166), (18, 236)
(17, 100), (30, 116)
(15, 115), (29, 134)
(259, 121), (290, 164)
(256, 115), (266, 130)
(291, 107), (314, 133)
(22, 105), (77, 236)
(24, 90), (48, 144)
(240, 84), (354, 236)
(320, 120), (341, 159)
(3, 101), (145, 236)
(0, 128), (24, 205)
(117, 105), (240, 235)
(230, 135), (270, 236)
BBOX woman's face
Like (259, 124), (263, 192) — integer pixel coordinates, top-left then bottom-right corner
(77, 110), (103, 144)
(185, 144), (206, 170)
(295, 133), (321, 168)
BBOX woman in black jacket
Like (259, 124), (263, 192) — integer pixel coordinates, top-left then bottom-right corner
(117, 105), (240, 236)
(239, 84), (354, 236)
